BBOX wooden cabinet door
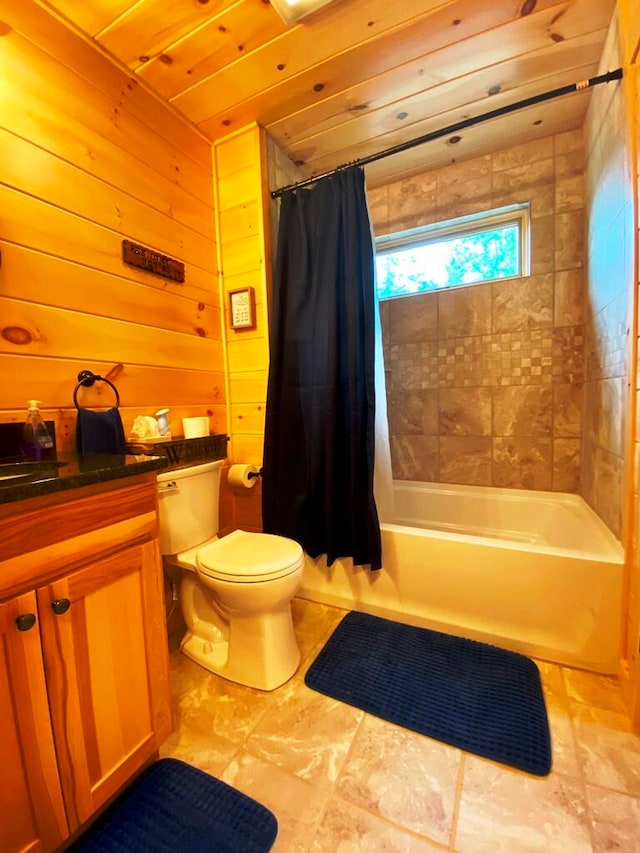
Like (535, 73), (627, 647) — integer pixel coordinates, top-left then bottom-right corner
(37, 541), (166, 830)
(0, 592), (68, 853)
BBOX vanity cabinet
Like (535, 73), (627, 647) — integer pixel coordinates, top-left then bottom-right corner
(0, 473), (171, 853)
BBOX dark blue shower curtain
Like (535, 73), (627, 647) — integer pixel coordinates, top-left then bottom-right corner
(262, 167), (382, 570)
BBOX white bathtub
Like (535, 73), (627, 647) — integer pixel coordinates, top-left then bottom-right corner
(299, 481), (625, 673)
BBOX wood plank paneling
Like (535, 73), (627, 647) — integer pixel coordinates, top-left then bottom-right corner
(7, 0), (212, 172)
(0, 299), (221, 371)
(0, 0), (224, 446)
(0, 357), (225, 410)
(0, 245), (220, 333)
(215, 126), (271, 529)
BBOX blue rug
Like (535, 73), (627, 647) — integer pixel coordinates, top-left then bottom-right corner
(305, 611), (551, 776)
(69, 758), (278, 852)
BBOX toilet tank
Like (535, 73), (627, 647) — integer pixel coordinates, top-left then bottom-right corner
(157, 459), (224, 555)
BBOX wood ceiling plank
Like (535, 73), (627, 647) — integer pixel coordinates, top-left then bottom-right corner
(172, 0), (458, 123)
(268, 26), (607, 149)
(138, 0), (288, 98)
(285, 39), (605, 168)
(302, 83), (590, 175)
(196, 0), (572, 137)
(37, 0), (137, 37)
(364, 97), (586, 188)
(97, 0), (240, 67)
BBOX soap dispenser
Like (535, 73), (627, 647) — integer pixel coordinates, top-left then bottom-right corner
(22, 400), (54, 460)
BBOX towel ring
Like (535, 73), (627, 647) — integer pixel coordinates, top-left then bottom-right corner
(73, 369), (120, 409)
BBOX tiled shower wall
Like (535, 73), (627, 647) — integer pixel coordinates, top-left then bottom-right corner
(582, 16), (633, 540)
(368, 129), (585, 491)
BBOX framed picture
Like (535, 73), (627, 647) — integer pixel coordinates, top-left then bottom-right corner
(229, 287), (256, 330)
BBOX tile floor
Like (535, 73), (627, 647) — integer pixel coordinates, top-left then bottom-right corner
(160, 599), (640, 852)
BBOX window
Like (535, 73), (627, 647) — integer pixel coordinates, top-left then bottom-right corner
(375, 204), (530, 300)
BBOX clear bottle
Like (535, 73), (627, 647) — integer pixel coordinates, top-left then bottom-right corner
(22, 400), (54, 460)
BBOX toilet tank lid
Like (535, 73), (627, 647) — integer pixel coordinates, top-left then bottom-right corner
(196, 529), (304, 580)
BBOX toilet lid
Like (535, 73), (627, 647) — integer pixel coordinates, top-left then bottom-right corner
(196, 529), (304, 583)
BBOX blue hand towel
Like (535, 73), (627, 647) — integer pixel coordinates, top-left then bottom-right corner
(76, 407), (127, 455)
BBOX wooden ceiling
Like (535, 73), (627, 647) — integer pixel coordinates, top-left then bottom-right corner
(38, 0), (616, 187)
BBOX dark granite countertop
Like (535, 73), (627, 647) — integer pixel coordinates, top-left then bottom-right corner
(0, 452), (168, 505)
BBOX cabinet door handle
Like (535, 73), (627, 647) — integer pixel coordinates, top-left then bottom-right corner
(15, 613), (37, 632)
(51, 598), (71, 615)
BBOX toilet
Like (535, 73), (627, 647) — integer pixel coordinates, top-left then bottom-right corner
(157, 459), (304, 691)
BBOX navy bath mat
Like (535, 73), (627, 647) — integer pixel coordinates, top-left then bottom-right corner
(305, 611), (552, 776)
(69, 758), (278, 852)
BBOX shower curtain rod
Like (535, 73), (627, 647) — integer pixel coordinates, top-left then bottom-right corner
(270, 67), (623, 199)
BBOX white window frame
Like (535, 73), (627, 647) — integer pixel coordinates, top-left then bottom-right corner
(375, 202), (531, 294)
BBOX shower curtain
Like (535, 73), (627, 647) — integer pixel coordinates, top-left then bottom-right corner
(262, 166), (382, 570)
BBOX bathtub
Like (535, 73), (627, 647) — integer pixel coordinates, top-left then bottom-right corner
(299, 481), (625, 673)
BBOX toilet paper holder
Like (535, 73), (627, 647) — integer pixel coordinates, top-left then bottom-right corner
(247, 468), (262, 480)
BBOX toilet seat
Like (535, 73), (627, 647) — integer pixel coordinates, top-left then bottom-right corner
(197, 529), (304, 583)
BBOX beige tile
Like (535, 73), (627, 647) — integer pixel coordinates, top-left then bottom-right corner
(388, 389), (438, 435)
(166, 650), (273, 742)
(367, 185), (389, 235)
(556, 174), (584, 212)
(491, 275), (553, 333)
(302, 796), (444, 852)
(493, 137), (554, 170)
(587, 784), (640, 852)
(244, 679), (364, 785)
(390, 434), (439, 481)
(291, 598), (345, 669)
(493, 386), (553, 437)
(555, 129), (584, 157)
(553, 382), (582, 438)
(439, 436), (491, 485)
(535, 665), (580, 779)
(438, 175), (492, 219)
(387, 173), (437, 233)
(572, 705), (640, 796)
(389, 292), (438, 343)
(492, 438), (552, 490)
(437, 154), (491, 189)
(438, 387), (492, 437)
(552, 438), (580, 492)
(492, 158), (553, 194)
(531, 216), (555, 275)
(439, 285), (491, 338)
(556, 210), (585, 271)
(590, 445), (623, 539)
(220, 751), (329, 852)
(388, 341), (439, 391)
(336, 715), (461, 844)
(562, 668), (627, 714)
(456, 757), (592, 852)
(159, 729), (238, 777)
(554, 269), (585, 327)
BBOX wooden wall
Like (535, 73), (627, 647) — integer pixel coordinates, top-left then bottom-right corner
(214, 125), (272, 532)
(617, 0), (640, 725)
(0, 1), (224, 451)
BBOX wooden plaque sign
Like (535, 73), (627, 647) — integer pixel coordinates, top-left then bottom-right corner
(122, 239), (185, 283)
